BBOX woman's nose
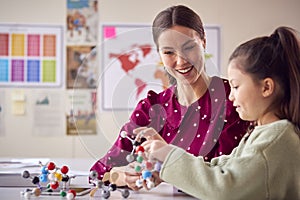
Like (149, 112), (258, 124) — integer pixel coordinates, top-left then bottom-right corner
(176, 53), (187, 65)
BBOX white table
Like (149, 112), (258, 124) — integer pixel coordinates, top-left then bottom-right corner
(0, 158), (197, 199)
(0, 158), (93, 187)
(0, 183), (197, 199)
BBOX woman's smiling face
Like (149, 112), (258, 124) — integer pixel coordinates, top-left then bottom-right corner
(157, 25), (206, 86)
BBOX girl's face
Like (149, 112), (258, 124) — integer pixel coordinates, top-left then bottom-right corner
(227, 58), (267, 123)
(157, 25), (206, 86)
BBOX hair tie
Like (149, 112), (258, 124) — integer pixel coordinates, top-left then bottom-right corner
(269, 31), (281, 46)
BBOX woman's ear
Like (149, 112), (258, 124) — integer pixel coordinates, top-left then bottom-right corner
(202, 38), (206, 49)
(262, 78), (275, 97)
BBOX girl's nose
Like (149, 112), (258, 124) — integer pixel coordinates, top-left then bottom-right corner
(228, 90), (234, 102)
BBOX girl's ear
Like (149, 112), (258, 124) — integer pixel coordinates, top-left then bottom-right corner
(262, 78), (275, 97)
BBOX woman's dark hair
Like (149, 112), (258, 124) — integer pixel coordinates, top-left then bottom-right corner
(229, 26), (300, 135)
(152, 5), (205, 85)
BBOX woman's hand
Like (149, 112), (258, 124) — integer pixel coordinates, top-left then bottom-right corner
(110, 164), (142, 190)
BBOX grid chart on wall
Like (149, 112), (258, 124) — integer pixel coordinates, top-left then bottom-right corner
(0, 24), (63, 87)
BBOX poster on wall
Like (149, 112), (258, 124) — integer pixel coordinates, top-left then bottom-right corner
(0, 90), (5, 136)
(204, 25), (221, 76)
(66, 45), (97, 89)
(0, 24), (63, 87)
(66, 0), (98, 45)
(32, 91), (64, 136)
(100, 24), (220, 111)
(101, 24), (168, 111)
(66, 89), (97, 135)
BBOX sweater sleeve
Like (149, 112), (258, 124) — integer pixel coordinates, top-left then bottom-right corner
(90, 90), (163, 180)
(160, 145), (267, 200)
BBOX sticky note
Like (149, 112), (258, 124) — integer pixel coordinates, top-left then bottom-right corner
(12, 101), (25, 115)
(104, 26), (116, 39)
(11, 90), (25, 101)
(11, 90), (26, 115)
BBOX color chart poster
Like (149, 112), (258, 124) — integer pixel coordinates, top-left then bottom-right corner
(0, 24), (63, 87)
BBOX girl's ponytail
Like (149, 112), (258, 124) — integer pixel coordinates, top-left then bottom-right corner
(277, 27), (300, 134)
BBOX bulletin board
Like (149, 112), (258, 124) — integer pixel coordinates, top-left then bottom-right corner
(100, 24), (221, 111)
(0, 24), (63, 87)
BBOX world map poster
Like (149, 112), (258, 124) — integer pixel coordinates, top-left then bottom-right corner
(101, 24), (220, 111)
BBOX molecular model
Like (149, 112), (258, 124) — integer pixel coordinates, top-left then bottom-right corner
(21, 161), (77, 199)
(120, 130), (162, 190)
(89, 170), (130, 199)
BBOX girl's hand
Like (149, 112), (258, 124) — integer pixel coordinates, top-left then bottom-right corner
(142, 140), (173, 162)
(124, 162), (163, 191)
(133, 127), (174, 162)
(133, 127), (165, 142)
(132, 127), (173, 191)
(124, 162), (142, 191)
(138, 171), (163, 191)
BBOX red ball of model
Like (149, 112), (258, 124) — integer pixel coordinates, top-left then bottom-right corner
(50, 181), (59, 189)
(61, 165), (69, 174)
(67, 189), (77, 199)
(47, 162), (56, 170)
(135, 145), (145, 153)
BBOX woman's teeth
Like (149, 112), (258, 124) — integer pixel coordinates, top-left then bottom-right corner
(177, 66), (193, 74)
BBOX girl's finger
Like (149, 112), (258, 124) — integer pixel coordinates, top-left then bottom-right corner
(133, 127), (148, 142)
(132, 127), (148, 135)
(134, 127), (164, 141)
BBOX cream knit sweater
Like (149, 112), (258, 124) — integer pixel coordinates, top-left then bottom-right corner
(160, 119), (300, 200)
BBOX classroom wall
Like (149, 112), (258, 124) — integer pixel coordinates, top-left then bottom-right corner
(0, 0), (299, 160)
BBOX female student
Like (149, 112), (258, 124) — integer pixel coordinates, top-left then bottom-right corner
(90, 5), (249, 189)
(136, 26), (300, 199)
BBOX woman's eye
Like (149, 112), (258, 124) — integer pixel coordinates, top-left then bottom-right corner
(184, 44), (196, 50)
(163, 51), (174, 55)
